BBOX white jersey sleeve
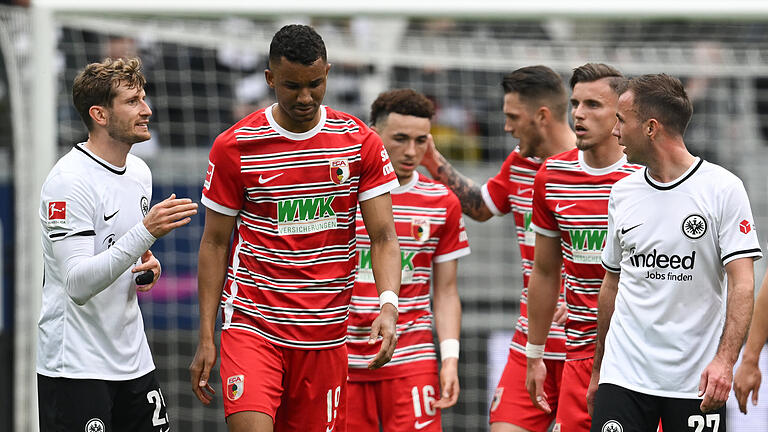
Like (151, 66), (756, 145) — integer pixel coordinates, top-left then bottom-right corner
(41, 171), (97, 241)
(717, 177), (763, 265)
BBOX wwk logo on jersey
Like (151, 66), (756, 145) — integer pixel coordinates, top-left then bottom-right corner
(357, 247), (416, 284)
(227, 375), (244, 401)
(204, 161), (215, 190)
(277, 196), (337, 235)
(569, 228), (606, 264)
(330, 158), (350, 184)
(411, 217), (430, 243)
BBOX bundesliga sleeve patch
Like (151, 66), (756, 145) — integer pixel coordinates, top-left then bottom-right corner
(47, 201), (67, 225)
(204, 161), (215, 190)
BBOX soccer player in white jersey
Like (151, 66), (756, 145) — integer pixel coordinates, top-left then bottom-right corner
(346, 89), (471, 431)
(588, 74), (762, 431)
(37, 57), (198, 432)
(525, 63), (641, 432)
(188, 25), (401, 432)
(421, 65), (575, 432)
(734, 267), (768, 414)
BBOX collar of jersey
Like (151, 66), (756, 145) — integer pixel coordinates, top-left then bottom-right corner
(74, 143), (126, 175)
(644, 157), (702, 191)
(391, 172), (419, 195)
(577, 150), (627, 176)
(265, 103), (327, 141)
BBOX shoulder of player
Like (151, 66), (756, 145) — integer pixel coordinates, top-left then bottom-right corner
(541, 147), (578, 170)
(215, 108), (270, 145)
(126, 153), (151, 178)
(323, 107), (375, 138)
(413, 173), (456, 198)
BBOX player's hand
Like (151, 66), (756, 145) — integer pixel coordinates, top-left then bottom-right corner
(143, 193), (198, 238)
(733, 358), (762, 414)
(433, 357), (460, 409)
(367, 303), (398, 369)
(586, 369), (600, 417)
(525, 357), (551, 413)
(419, 134), (442, 176)
(189, 339), (218, 405)
(698, 355), (733, 412)
(552, 302), (567, 325)
(132, 250), (161, 292)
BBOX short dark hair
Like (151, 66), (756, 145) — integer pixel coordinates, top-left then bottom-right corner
(621, 74), (693, 137)
(269, 24), (327, 66)
(570, 63), (624, 93)
(501, 65), (568, 120)
(370, 88), (435, 126)
(72, 57), (146, 130)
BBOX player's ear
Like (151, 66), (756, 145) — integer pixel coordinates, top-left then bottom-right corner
(265, 68), (274, 89)
(89, 105), (108, 127)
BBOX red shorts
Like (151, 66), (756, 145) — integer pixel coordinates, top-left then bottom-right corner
(553, 357), (592, 432)
(347, 373), (441, 432)
(219, 329), (348, 431)
(489, 349), (564, 431)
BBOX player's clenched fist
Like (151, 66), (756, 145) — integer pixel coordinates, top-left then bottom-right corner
(142, 193), (198, 238)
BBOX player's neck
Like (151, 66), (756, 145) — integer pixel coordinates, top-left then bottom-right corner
(540, 124), (576, 158)
(645, 140), (696, 183)
(85, 133), (131, 167)
(581, 139), (625, 169)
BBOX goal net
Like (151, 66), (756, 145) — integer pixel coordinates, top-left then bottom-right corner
(4, 2), (768, 431)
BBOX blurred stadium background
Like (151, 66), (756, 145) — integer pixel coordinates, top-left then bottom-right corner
(2, 1), (768, 431)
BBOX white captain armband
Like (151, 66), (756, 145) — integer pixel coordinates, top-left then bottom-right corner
(378, 290), (399, 311)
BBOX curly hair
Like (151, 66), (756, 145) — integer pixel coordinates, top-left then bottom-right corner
(269, 24), (327, 66)
(370, 88), (435, 127)
(72, 57), (146, 130)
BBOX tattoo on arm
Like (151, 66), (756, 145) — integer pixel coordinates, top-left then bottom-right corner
(434, 157), (487, 219)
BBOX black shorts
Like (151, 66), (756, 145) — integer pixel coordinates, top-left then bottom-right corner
(38, 371), (170, 432)
(590, 383), (726, 432)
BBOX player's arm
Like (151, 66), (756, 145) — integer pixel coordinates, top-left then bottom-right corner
(734, 268), (768, 413)
(586, 269), (620, 416)
(699, 257), (755, 413)
(53, 193), (197, 305)
(524, 232), (563, 413)
(431, 259), (461, 409)
(189, 208), (236, 405)
(359, 192), (401, 369)
(420, 135), (493, 221)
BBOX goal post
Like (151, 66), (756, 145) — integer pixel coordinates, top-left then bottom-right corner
(6, 1), (768, 431)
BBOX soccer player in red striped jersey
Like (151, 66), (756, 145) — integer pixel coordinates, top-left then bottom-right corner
(421, 66), (576, 432)
(525, 63), (641, 432)
(346, 89), (471, 431)
(189, 25), (402, 432)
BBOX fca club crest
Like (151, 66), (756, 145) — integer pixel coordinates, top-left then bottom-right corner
(411, 217), (430, 243)
(682, 214), (707, 240)
(227, 375), (244, 401)
(330, 158), (350, 184)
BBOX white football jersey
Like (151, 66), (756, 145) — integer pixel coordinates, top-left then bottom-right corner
(600, 158), (762, 398)
(38, 143), (155, 380)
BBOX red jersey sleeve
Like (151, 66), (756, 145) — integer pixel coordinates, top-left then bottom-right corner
(483, 152), (515, 215)
(357, 128), (399, 202)
(531, 162), (559, 236)
(434, 191), (471, 263)
(201, 129), (244, 216)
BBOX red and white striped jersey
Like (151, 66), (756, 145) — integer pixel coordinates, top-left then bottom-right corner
(531, 148), (640, 360)
(347, 173), (470, 381)
(481, 148), (566, 360)
(201, 104), (399, 350)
